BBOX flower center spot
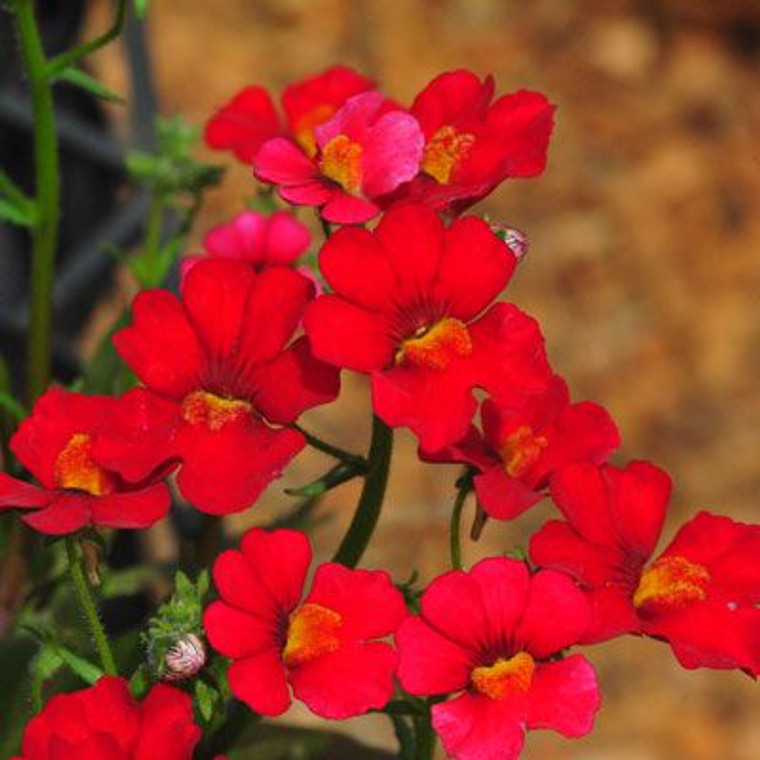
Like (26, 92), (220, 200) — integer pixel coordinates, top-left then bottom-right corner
(283, 603), (343, 667)
(396, 318), (472, 371)
(500, 426), (549, 479)
(295, 104), (336, 157)
(422, 125), (476, 185)
(54, 433), (113, 496)
(320, 134), (363, 194)
(471, 651), (535, 700)
(181, 390), (252, 432)
(633, 555), (710, 612)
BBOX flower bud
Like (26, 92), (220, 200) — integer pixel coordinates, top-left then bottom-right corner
(164, 633), (206, 681)
(492, 225), (529, 262)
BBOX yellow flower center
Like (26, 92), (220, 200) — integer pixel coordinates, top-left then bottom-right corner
(633, 555), (710, 612)
(422, 125), (476, 184)
(396, 318), (473, 371)
(181, 390), (252, 432)
(499, 426), (549, 478)
(282, 603), (343, 667)
(54, 433), (113, 496)
(471, 652), (536, 700)
(319, 134), (363, 194)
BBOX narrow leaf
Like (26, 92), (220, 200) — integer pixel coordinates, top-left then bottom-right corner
(58, 66), (125, 104)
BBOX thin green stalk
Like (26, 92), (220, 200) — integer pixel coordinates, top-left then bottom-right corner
(333, 415), (393, 568)
(413, 713), (436, 760)
(295, 423), (366, 465)
(11, 0), (60, 404)
(449, 486), (468, 571)
(65, 538), (117, 676)
(45, 0), (128, 79)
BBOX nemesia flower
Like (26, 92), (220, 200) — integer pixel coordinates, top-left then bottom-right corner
(12, 676), (201, 759)
(304, 203), (551, 450)
(205, 64), (374, 162)
(530, 461), (760, 674)
(423, 375), (620, 520)
(203, 528), (407, 718)
(254, 92), (424, 224)
(395, 558), (600, 760)
(180, 210), (311, 280)
(96, 259), (340, 515)
(0, 388), (170, 535)
(393, 69), (555, 215)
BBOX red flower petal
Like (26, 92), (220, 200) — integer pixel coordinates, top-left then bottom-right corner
(435, 216), (516, 322)
(515, 569), (591, 659)
(432, 693), (526, 760)
(181, 259), (257, 362)
(320, 192), (380, 224)
(135, 683), (201, 760)
(89, 484), (170, 529)
(252, 336), (340, 425)
(474, 466), (544, 520)
(305, 563), (407, 639)
(526, 656), (600, 737)
(203, 602), (277, 659)
(211, 548), (278, 615)
(205, 86), (281, 162)
(0, 472), (51, 509)
(318, 226), (397, 310)
(254, 137), (317, 185)
(228, 648), (291, 717)
(305, 294), (396, 372)
(239, 528), (312, 613)
(288, 641), (397, 719)
(420, 570), (488, 653)
(114, 290), (203, 399)
(175, 417), (304, 514)
(395, 617), (473, 695)
(22, 493), (92, 535)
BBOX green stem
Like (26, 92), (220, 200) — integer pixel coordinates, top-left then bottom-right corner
(449, 485), (468, 571)
(333, 415), (393, 568)
(11, 0), (60, 404)
(45, 0), (128, 79)
(295, 423), (366, 465)
(413, 712), (436, 760)
(65, 538), (117, 676)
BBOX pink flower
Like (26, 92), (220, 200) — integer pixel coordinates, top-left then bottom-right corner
(180, 210), (311, 281)
(255, 92), (424, 224)
(203, 528), (407, 718)
(396, 558), (600, 760)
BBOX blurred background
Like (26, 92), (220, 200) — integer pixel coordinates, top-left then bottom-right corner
(9, 0), (760, 757)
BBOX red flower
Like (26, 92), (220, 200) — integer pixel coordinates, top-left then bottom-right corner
(12, 676), (200, 759)
(205, 64), (374, 162)
(0, 388), (170, 535)
(97, 259), (340, 515)
(304, 203), (551, 450)
(423, 375), (620, 520)
(530, 461), (760, 674)
(394, 70), (555, 215)
(254, 92), (424, 224)
(395, 558), (600, 760)
(203, 528), (407, 719)
(181, 210), (311, 280)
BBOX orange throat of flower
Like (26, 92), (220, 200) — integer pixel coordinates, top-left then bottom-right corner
(633, 555), (710, 612)
(396, 318), (473, 371)
(471, 651), (536, 700)
(294, 104), (337, 157)
(282, 603), (343, 668)
(181, 390), (252, 432)
(499, 426), (549, 479)
(422, 125), (476, 185)
(54, 433), (114, 496)
(319, 134), (363, 194)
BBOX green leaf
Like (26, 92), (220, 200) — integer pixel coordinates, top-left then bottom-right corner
(134, 0), (149, 20)
(129, 664), (150, 699)
(57, 66), (125, 104)
(195, 679), (217, 723)
(0, 391), (27, 422)
(0, 198), (36, 227)
(100, 565), (161, 599)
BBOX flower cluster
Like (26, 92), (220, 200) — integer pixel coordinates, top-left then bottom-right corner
(4, 65), (757, 760)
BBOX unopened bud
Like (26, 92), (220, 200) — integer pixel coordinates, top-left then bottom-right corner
(164, 633), (206, 681)
(492, 225), (529, 262)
